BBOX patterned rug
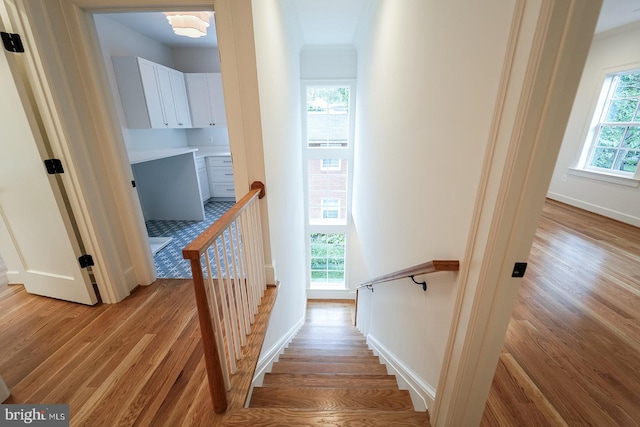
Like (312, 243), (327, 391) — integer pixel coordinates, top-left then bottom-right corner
(146, 201), (234, 278)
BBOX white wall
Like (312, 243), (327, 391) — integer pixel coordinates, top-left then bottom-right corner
(352, 0), (514, 405)
(300, 46), (357, 79)
(172, 46), (220, 73)
(548, 23), (640, 226)
(93, 15), (188, 152)
(252, 0), (307, 354)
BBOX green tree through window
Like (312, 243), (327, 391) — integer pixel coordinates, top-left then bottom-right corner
(587, 71), (640, 173)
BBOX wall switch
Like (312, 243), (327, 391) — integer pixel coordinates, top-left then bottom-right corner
(561, 174), (567, 182)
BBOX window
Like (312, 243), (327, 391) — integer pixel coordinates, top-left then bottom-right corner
(580, 70), (640, 177)
(306, 87), (350, 148)
(303, 82), (355, 290)
(321, 199), (340, 219)
(321, 158), (341, 171)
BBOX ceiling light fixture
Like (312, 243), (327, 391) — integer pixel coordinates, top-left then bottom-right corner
(164, 11), (212, 38)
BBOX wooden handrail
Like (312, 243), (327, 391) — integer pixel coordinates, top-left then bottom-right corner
(182, 181), (267, 415)
(183, 181), (265, 260)
(357, 260), (460, 289)
(355, 260), (459, 327)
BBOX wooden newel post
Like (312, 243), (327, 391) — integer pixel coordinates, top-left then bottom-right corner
(189, 258), (228, 414)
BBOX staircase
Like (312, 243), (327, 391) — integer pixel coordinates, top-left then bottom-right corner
(222, 301), (430, 426)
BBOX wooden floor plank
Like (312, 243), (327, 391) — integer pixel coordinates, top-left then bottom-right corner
(482, 199), (640, 426)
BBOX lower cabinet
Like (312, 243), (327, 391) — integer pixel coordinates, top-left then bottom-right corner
(196, 157), (210, 203)
(206, 156), (235, 200)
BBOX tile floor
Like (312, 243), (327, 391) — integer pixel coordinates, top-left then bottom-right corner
(146, 200), (234, 278)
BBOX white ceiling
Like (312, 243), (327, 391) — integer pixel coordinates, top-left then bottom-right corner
(101, 11), (218, 48)
(595, 0), (640, 33)
(100, 0), (640, 49)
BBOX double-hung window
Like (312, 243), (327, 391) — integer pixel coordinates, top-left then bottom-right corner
(303, 83), (355, 289)
(578, 70), (640, 180)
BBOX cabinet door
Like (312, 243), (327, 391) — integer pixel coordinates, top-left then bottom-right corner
(185, 73), (215, 127)
(138, 59), (167, 128)
(198, 164), (210, 201)
(169, 70), (192, 128)
(155, 65), (178, 128)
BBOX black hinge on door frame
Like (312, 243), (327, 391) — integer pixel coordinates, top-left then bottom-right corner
(1, 32), (25, 53)
(44, 158), (64, 174)
(78, 254), (95, 269)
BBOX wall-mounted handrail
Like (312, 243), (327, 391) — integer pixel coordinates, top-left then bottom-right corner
(355, 260), (459, 327)
(182, 181), (266, 414)
(357, 260), (459, 290)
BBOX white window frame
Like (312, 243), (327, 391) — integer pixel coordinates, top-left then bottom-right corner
(302, 80), (356, 290)
(321, 198), (340, 219)
(320, 158), (341, 171)
(574, 67), (640, 186)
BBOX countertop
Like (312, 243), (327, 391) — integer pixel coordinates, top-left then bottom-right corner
(128, 148), (198, 165)
(128, 147), (232, 164)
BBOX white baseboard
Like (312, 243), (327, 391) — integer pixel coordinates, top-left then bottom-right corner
(306, 289), (356, 300)
(367, 334), (435, 412)
(265, 264), (275, 285)
(250, 316), (305, 391)
(547, 192), (640, 227)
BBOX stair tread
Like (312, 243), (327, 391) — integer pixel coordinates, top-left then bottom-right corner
(221, 408), (430, 426)
(249, 387), (414, 411)
(270, 361), (388, 374)
(262, 373), (399, 388)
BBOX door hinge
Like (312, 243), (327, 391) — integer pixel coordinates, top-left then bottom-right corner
(44, 159), (64, 174)
(78, 254), (95, 269)
(1, 32), (24, 53)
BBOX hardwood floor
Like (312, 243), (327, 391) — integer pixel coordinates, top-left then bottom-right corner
(1, 199), (638, 426)
(482, 199), (640, 426)
(0, 279), (276, 426)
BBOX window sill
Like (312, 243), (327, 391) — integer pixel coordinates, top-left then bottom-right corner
(568, 168), (640, 188)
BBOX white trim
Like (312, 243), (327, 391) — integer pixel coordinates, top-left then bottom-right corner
(568, 168), (640, 187)
(249, 316), (304, 395)
(434, 1), (602, 425)
(306, 289), (355, 300)
(264, 264), (275, 285)
(547, 192), (640, 227)
(367, 334), (435, 412)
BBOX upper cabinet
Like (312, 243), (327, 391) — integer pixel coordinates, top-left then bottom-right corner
(112, 57), (191, 129)
(185, 73), (227, 128)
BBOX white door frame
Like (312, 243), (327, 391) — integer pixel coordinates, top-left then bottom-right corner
(432, 0), (602, 425)
(3, 0), (262, 302)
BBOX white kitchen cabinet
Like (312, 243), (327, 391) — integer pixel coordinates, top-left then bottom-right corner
(196, 157), (210, 202)
(112, 56), (191, 129)
(206, 156), (235, 200)
(185, 73), (227, 128)
(168, 68), (192, 128)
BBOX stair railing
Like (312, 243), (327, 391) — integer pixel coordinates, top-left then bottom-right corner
(182, 181), (267, 414)
(355, 260), (460, 327)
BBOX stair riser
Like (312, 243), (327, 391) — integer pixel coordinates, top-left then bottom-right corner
(270, 362), (388, 375)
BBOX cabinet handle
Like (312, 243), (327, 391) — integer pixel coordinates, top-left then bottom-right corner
(225, 173), (233, 176)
